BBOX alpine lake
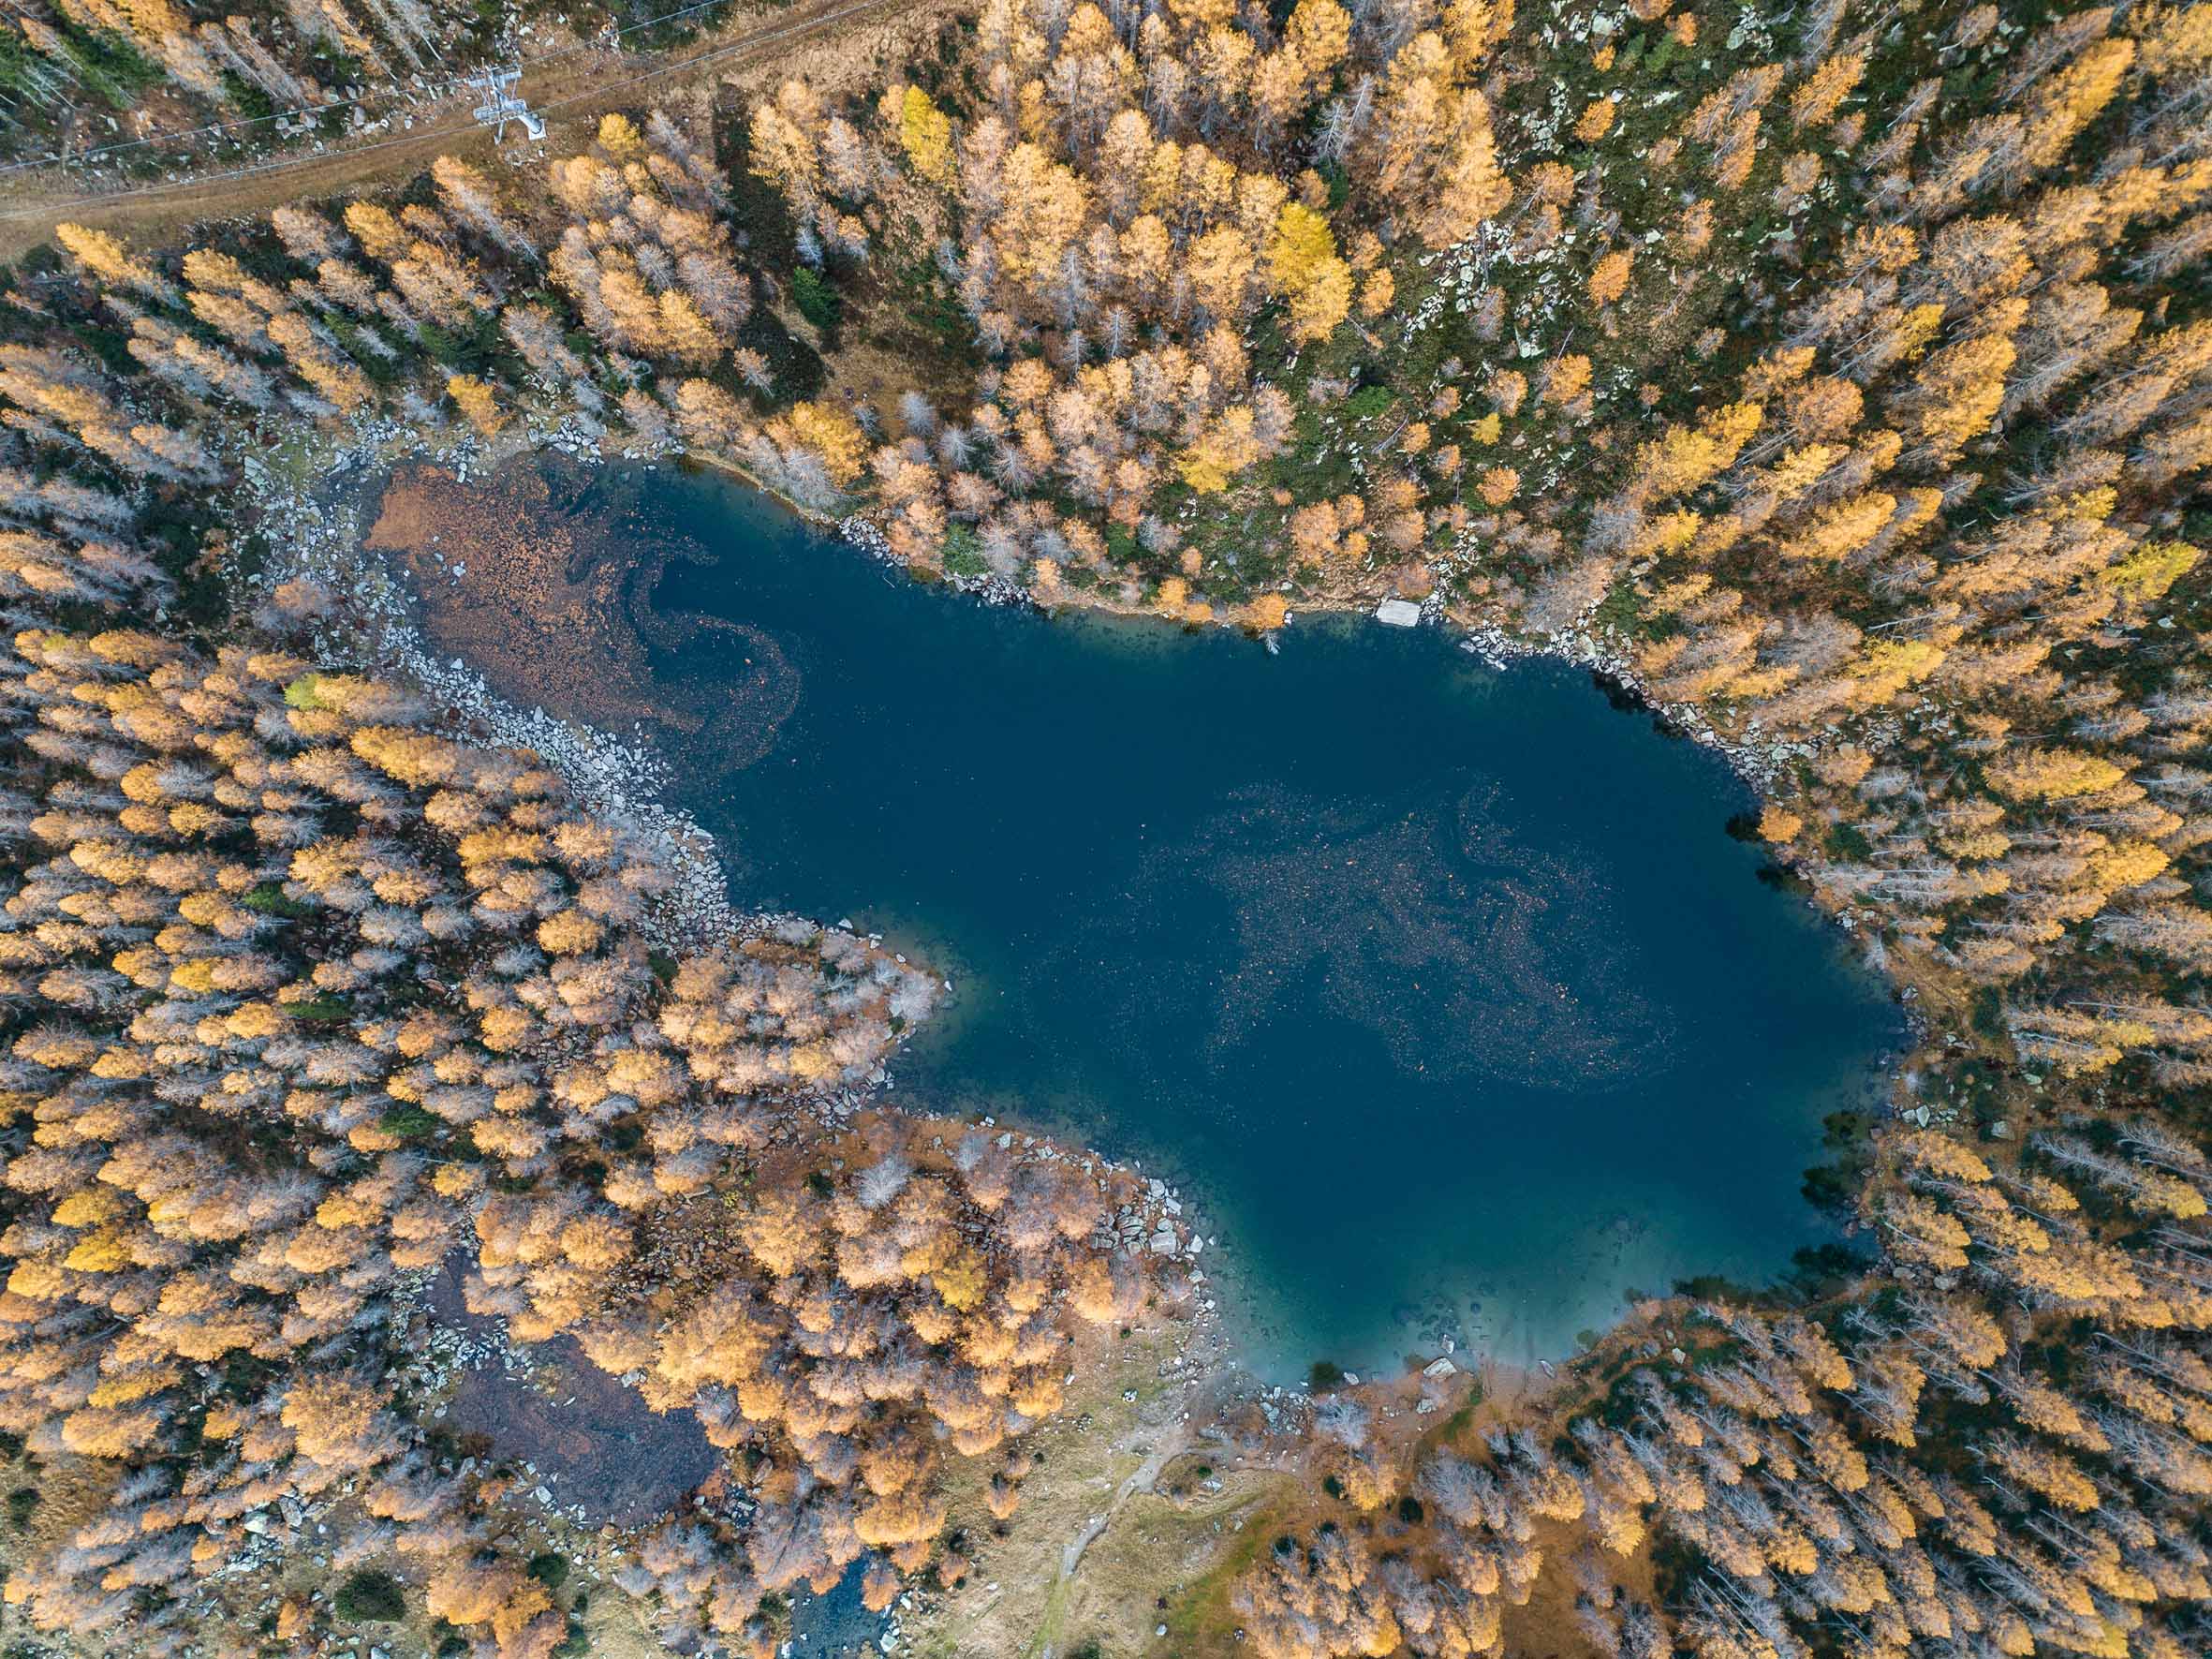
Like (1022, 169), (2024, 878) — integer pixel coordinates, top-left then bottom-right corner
(398, 457), (1902, 1385)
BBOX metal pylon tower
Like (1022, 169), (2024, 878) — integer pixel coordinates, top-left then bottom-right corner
(466, 67), (544, 143)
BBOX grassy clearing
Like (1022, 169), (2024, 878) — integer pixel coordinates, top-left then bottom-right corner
(905, 1318), (1247, 1659)
(1146, 1474), (1293, 1656)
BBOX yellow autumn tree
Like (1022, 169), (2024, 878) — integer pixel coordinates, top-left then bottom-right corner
(1267, 203), (1354, 342)
(1984, 748), (2126, 801)
(2100, 541), (2202, 615)
(446, 375), (506, 436)
(1630, 402), (1764, 500)
(1587, 248), (1634, 307)
(780, 401), (869, 488)
(1574, 97), (1617, 142)
(597, 111), (643, 158)
(895, 86), (956, 188)
(55, 223), (174, 302)
(1177, 406), (1262, 493)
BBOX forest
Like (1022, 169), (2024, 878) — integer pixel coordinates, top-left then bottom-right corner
(0, 0), (2207, 1654)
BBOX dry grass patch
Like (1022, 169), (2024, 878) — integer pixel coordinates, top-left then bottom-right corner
(907, 1319), (1226, 1659)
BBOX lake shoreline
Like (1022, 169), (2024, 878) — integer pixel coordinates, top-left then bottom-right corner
(224, 422), (1917, 1657)
(614, 455), (1908, 1377)
(252, 407), (1837, 820)
(257, 421), (1909, 1385)
(700, 443), (1840, 821)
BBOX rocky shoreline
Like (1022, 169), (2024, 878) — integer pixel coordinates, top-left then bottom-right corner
(237, 412), (1903, 1378)
(230, 411), (1214, 1269)
(229, 420), (762, 953)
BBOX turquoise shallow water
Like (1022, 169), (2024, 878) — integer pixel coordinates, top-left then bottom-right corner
(607, 462), (1898, 1382)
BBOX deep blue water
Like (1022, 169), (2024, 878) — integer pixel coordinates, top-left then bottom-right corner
(610, 463), (1897, 1381)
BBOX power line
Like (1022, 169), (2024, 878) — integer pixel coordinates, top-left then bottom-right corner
(522, 0), (905, 120)
(0, 0), (903, 227)
(0, 81), (466, 180)
(0, 0), (754, 177)
(0, 0), (737, 172)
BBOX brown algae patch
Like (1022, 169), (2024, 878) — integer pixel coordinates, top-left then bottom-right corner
(364, 459), (800, 765)
(423, 1260), (720, 1530)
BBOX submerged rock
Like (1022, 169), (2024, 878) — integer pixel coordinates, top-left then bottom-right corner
(1375, 598), (1423, 627)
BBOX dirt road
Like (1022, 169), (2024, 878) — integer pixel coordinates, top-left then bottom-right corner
(0, 0), (914, 262)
